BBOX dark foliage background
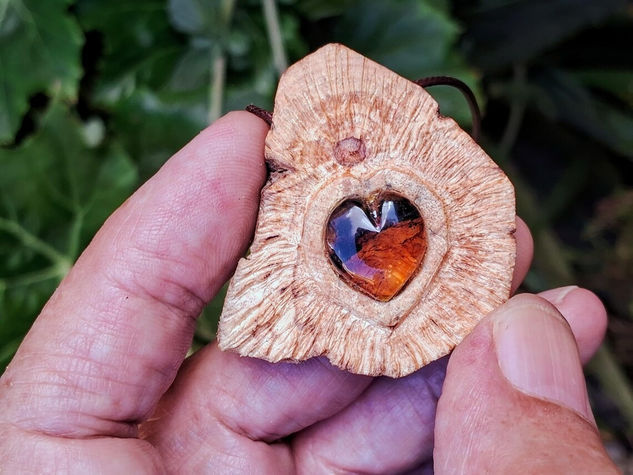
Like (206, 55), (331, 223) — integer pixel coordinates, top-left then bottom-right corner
(1, 0), (632, 467)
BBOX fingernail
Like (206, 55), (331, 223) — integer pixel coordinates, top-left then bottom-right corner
(538, 285), (579, 306)
(493, 298), (594, 423)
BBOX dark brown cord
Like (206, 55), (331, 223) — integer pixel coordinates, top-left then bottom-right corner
(245, 76), (481, 141)
(414, 76), (481, 142)
(246, 104), (273, 126)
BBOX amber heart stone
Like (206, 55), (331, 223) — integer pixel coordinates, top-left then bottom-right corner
(325, 191), (427, 302)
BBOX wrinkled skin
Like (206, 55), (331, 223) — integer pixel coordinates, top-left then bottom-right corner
(0, 112), (617, 473)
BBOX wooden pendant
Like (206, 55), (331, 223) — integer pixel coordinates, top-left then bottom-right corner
(218, 44), (516, 377)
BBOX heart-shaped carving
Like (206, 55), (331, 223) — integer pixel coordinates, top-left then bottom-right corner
(325, 191), (427, 302)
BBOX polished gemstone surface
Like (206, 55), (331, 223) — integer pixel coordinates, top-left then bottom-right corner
(325, 191), (427, 301)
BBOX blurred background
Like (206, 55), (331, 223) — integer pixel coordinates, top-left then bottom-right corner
(1, 0), (632, 468)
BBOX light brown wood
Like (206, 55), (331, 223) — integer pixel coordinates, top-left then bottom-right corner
(218, 44), (516, 377)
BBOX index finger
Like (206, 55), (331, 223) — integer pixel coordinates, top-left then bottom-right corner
(0, 111), (268, 438)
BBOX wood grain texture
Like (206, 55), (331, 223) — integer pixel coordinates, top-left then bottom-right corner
(218, 44), (516, 377)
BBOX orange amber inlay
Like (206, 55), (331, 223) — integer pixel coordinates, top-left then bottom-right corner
(325, 191), (427, 302)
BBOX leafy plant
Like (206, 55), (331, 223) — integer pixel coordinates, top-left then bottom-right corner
(2, 0), (633, 464)
(0, 0), (83, 143)
(0, 102), (137, 366)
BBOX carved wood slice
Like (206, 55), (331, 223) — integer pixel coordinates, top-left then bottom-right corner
(218, 43), (516, 377)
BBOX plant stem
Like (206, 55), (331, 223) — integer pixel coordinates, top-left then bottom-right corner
(208, 0), (237, 123)
(209, 45), (226, 124)
(499, 64), (527, 158)
(220, 0), (236, 24)
(2, 264), (67, 289)
(0, 217), (70, 268)
(0, 0), (10, 24)
(262, 0), (287, 75)
(588, 345), (633, 441)
(67, 209), (85, 261)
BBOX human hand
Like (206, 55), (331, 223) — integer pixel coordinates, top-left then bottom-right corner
(0, 112), (617, 473)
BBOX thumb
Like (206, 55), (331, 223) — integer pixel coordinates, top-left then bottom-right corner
(434, 293), (617, 474)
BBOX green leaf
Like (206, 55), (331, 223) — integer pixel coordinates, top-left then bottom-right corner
(77, 0), (185, 104)
(193, 284), (227, 349)
(574, 69), (633, 108)
(294, 0), (358, 20)
(534, 69), (633, 160)
(167, 0), (232, 37)
(461, 0), (627, 70)
(333, 0), (481, 126)
(0, 0), (83, 143)
(335, 0), (460, 77)
(0, 103), (138, 368)
(108, 87), (205, 178)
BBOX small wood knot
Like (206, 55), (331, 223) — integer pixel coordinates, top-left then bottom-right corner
(334, 137), (366, 166)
